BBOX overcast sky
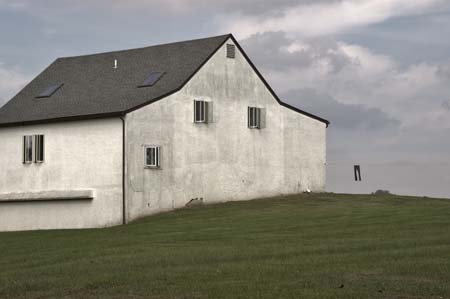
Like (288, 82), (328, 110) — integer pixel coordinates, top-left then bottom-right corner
(1, 0), (450, 197)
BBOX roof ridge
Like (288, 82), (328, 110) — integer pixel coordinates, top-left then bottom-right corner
(58, 33), (232, 60)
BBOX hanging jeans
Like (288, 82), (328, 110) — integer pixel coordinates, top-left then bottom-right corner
(354, 165), (362, 181)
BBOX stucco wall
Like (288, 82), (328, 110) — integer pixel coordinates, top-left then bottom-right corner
(0, 118), (123, 231)
(125, 38), (326, 221)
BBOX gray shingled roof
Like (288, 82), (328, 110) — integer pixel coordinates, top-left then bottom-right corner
(0, 34), (231, 126)
(0, 33), (329, 127)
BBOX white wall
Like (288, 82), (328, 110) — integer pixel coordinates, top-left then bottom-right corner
(0, 118), (123, 231)
(125, 38), (327, 221)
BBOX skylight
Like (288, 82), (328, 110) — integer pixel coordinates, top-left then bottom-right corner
(36, 83), (63, 98)
(138, 71), (165, 88)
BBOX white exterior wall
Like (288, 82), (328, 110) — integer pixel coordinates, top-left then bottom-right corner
(125, 39), (326, 221)
(0, 118), (123, 231)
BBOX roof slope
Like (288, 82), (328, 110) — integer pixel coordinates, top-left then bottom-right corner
(0, 34), (230, 126)
(0, 34), (329, 127)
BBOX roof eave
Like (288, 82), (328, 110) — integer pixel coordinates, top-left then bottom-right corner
(0, 111), (125, 128)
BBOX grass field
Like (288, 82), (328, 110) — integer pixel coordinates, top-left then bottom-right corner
(1, 193), (450, 299)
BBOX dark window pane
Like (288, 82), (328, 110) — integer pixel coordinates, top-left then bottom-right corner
(35, 135), (44, 162)
(138, 71), (165, 87)
(204, 102), (209, 123)
(27, 136), (32, 162)
(23, 135), (33, 163)
(149, 148), (151, 166)
(40, 135), (44, 161)
(36, 83), (63, 98)
(256, 108), (260, 128)
(151, 148), (155, 166)
(248, 107), (261, 129)
(200, 101), (204, 121)
(195, 100), (206, 122)
(145, 146), (160, 168)
(195, 101), (200, 121)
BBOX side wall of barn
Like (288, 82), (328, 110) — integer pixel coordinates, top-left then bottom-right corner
(125, 38), (326, 221)
(0, 118), (123, 231)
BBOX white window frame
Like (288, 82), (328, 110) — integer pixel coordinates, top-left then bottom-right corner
(35, 135), (44, 163)
(144, 145), (161, 168)
(194, 100), (208, 123)
(248, 107), (261, 129)
(23, 135), (45, 164)
(23, 135), (33, 164)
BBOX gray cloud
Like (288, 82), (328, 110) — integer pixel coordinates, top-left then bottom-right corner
(241, 31), (354, 73)
(219, 0), (447, 38)
(282, 88), (401, 130)
(437, 61), (450, 79)
(240, 31), (450, 132)
(442, 100), (450, 112)
(0, 0), (339, 16)
(204, 0), (340, 16)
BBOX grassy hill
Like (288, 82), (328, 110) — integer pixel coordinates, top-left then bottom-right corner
(1, 193), (450, 299)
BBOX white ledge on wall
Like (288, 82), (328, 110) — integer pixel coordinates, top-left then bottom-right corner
(0, 190), (94, 203)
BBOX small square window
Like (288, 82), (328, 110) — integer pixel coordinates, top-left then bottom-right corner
(226, 44), (236, 59)
(145, 146), (161, 168)
(194, 100), (209, 123)
(248, 107), (261, 129)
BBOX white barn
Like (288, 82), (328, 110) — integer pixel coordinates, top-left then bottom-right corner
(0, 34), (329, 231)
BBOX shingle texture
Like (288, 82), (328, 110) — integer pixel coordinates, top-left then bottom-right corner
(0, 34), (230, 126)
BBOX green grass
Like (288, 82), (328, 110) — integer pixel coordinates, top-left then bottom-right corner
(1, 193), (450, 299)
